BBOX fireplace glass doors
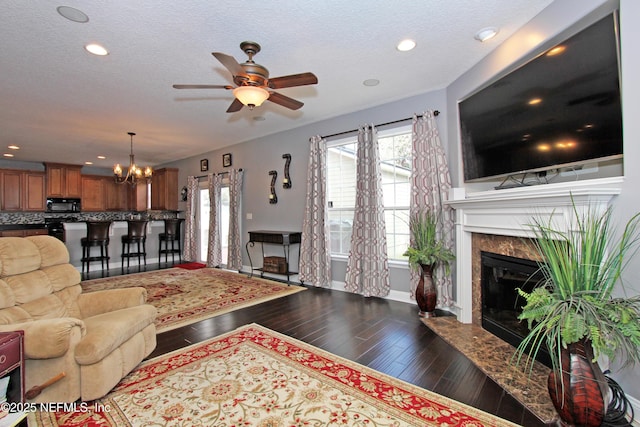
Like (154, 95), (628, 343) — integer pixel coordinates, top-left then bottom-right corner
(480, 251), (551, 367)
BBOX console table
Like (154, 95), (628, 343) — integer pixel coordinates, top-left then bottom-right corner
(246, 230), (301, 284)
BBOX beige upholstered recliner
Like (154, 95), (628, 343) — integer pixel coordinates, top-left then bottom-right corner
(0, 235), (157, 403)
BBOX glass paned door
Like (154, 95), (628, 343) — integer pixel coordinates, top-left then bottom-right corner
(198, 187), (230, 265)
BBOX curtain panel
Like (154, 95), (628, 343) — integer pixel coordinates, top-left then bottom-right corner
(227, 168), (244, 271)
(344, 125), (390, 297)
(206, 173), (223, 267)
(182, 176), (199, 261)
(300, 135), (332, 288)
(410, 111), (455, 306)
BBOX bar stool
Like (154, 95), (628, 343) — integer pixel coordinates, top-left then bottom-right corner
(158, 218), (183, 265)
(81, 221), (112, 275)
(121, 220), (148, 270)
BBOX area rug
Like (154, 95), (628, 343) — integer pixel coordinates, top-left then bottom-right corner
(29, 324), (519, 427)
(173, 261), (206, 270)
(81, 269), (305, 333)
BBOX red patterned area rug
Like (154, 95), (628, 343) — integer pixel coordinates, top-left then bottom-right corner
(29, 324), (518, 427)
(173, 261), (206, 270)
(81, 269), (305, 333)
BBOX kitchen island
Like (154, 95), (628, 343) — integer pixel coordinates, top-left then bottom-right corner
(64, 220), (177, 270)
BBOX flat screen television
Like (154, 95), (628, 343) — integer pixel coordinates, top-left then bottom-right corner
(459, 13), (622, 183)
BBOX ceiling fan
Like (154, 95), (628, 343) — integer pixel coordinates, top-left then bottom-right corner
(173, 41), (318, 113)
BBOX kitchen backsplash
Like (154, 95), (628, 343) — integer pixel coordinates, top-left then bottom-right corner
(0, 210), (180, 225)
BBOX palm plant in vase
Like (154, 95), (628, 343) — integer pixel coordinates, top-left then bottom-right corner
(514, 203), (640, 427)
(403, 210), (455, 317)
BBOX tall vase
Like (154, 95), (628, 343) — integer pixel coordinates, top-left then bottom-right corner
(416, 263), (437, 318)
(547, 339), (608, 427)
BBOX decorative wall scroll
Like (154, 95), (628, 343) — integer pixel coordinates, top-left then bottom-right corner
(268, 170), (278, 204)
(282, 153), (292, 189)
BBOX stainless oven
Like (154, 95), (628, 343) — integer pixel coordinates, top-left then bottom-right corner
(45, 198), (81, 213)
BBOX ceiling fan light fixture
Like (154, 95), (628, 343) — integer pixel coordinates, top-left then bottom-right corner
(233, 86), (269, 109)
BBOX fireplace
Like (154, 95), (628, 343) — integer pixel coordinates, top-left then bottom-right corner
(480, 251), (551, 367)
(445, 177), (622, 324)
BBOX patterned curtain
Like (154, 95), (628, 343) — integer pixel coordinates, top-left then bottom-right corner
(182, 176), (199, 261)
(227, 168), (244, 270)
(344, 125), (390, 297)
(206, 173), (223, 267)
(410, 111), (455, 306)
(300, 135), (332, 288)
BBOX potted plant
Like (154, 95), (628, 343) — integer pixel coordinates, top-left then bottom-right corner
(403, 210), (455, 318)
(514, 203), (640, 427)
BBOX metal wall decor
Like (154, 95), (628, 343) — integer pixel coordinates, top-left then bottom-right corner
(282, 153), (292, 188)
(268, 170), (278, 204)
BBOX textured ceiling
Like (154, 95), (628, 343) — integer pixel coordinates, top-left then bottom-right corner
(0, 0), (553, 169)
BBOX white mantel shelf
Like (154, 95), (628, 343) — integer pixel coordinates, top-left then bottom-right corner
(444, 176), (623, 323)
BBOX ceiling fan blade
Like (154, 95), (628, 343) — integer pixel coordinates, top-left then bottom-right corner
(268, 72), (318, 89)
(226, 98), (244, 113)
(268, 91), (304, 110)
(173, 84), (233, 89)
(212, 52), (247, 77)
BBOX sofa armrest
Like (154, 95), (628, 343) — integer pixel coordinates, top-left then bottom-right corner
(77, 287), (148, 319)
(0, 318), (85, 359)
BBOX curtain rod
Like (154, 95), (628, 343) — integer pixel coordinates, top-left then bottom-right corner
(194, 168), (243, 179)
(320, 110), (439, 140)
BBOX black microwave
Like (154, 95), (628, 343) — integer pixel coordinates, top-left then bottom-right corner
(46, 198), (81, 213)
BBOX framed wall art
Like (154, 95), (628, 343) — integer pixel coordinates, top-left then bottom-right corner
(223, 153), (232, 167)
(200, 159), (209, 172)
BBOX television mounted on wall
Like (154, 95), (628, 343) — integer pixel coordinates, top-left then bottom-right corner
(459, 12), (622, 183)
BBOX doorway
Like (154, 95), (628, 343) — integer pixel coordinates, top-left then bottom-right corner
(197, 185), (230, 265)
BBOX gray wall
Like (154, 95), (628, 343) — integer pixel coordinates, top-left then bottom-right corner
(161, 0), (640, 402)
(161, 90), (448, 296)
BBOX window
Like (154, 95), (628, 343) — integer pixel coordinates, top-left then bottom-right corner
(326, 126), (411, 260)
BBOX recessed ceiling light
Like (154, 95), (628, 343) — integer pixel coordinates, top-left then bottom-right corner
(7, 145), (19, 150)
(396, 39), (416, 52)
(84, 161), (94, 165)
(97, 155), (106, 159)
(363, 79), (380, 87)
(3, 153), (14, 158)
(474, 27), (499, 42)
(57, 6), (89, 23)
(528, 97), (542, 106)
(85, 43), (109, 56)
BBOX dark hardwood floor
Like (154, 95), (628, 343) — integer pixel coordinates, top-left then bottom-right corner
(84, 262), (545, 426)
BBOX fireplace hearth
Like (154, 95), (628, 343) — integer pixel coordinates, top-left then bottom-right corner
(480, 251), (551, 367)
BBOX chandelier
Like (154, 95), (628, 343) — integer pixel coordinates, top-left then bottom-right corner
(113, 132), (152, 185)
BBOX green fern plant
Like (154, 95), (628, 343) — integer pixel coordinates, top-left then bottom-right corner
(403, 210), (455, 272)
(513, 201), (640, 381)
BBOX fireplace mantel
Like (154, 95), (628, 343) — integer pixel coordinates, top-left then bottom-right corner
(445, 177), (623, 323)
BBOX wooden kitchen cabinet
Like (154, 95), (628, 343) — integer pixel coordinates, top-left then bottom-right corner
(150, 168), (178, 211)
(0, 228), (47, 237)
(44, 163), (82, 198)
(81, 175), (106, 211)
(0, 169), (45, 212)
(24, 172), (46, 211)
(105, 178), (129, 211)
